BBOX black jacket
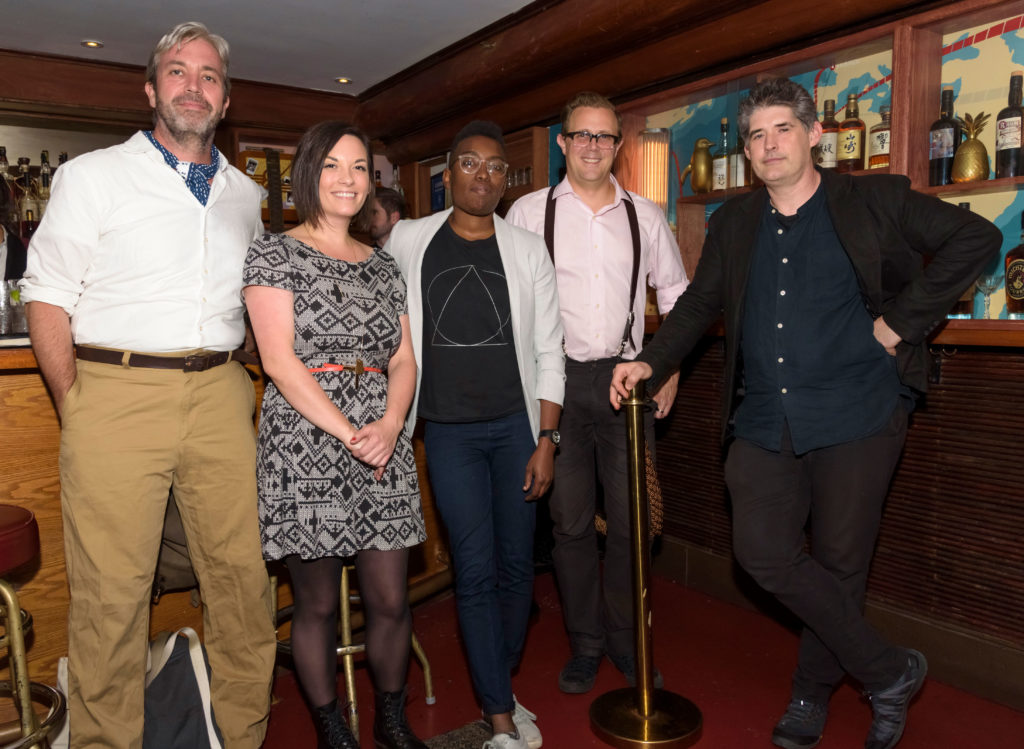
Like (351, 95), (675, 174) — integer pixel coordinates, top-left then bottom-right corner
(639, 168), (1002, 443)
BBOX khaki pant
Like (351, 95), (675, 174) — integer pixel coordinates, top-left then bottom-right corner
(59, 356), (276, 748)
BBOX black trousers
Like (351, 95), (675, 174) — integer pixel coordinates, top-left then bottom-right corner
(724, 403), (910, 702)
(549, 357), (654, 660)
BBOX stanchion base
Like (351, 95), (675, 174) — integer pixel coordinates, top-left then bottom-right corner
(590, 688), (702, 748)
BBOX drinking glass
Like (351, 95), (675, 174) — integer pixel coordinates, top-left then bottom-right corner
(975, 273), (1002, 319)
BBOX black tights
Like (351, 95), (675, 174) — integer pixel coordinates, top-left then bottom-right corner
(286, 549), (412, 709)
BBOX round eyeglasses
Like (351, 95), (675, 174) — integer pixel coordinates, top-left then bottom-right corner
(454, 153), (509, 177)
(563, 130), (622, 149)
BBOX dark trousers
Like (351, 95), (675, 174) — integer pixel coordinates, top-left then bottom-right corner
(423, 411), (536, 715)
(549, 357), (654, 659)
(724, 403), (910, 702)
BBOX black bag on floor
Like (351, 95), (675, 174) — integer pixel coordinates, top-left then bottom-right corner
(152, 491), (200, 605)
(144, 627), (224, 749)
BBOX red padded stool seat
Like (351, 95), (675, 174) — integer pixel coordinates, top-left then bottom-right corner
(0, 506), (39, 575)
(0, 503), (66, 748)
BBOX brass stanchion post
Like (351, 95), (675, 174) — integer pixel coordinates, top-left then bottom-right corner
(589, 383), (702, 747)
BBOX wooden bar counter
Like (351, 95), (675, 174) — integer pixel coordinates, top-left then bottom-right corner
(0, 345), (451, 725)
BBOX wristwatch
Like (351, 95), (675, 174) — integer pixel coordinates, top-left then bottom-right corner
(538, 429), (560, 446)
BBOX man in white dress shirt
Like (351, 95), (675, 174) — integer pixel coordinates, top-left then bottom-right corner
(506, 91), (687, 693)
(22, 22), (276, 747)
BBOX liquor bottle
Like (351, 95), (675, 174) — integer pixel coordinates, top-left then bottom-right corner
(0, 147), (8, 181)
(837, 93), (865, 172)
(1006, 210), (1024, 319)
(20, 208), (38, 243)
(995, 71), (1023, 178)
(391, 165), (403, 196)
(868, 104), (892, 169)
(729, 134), (747, 188)
(57, 151), (68, 169)
(374, 169), (383, 188)
(16, 157), (30, 192)
(38, 150), (51, 200)
(948, 202), (976, 318)
(16, 157), (35, 223)
(817, 99), (839, 169)
(712, 117), (729, 190)
(929, 86), (961, 186)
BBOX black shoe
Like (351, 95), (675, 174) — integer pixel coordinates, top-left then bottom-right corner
(606, 651), (664, 689)
(374, 687), (428, 749)
(313, 699), (359, 749)
(558, 654), (602, 693)
(865, 649), (928, 749)
(771, 699), (828, 749)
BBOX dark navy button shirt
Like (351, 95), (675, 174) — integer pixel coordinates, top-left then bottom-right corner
(734, 180), (905, 455)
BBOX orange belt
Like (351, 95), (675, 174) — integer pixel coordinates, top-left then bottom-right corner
(307, 362), (383, 374)
(308, 360), (382, 389)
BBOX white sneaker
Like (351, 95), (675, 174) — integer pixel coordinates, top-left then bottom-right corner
(512, 696), (542, 749)
(482, 730), (528, 749)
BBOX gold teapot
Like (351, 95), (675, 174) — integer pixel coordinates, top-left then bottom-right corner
(681, 137), (714, 194)
(952, 112), (991, 183)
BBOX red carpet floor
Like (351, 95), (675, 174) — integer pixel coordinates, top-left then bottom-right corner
(264, 571), (1024, 748)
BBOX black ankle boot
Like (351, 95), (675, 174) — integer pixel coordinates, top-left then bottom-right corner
(313, 699), (360, 749)
(373, 688), (427, 749)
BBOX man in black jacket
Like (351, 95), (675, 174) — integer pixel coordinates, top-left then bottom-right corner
(610, 78), (1000, 749)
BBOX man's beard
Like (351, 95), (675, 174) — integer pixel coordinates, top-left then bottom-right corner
(154, 94), (223, 150)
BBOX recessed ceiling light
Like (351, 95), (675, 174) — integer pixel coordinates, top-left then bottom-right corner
(80, 39), (104, 49)
(334, 77), (352, 85)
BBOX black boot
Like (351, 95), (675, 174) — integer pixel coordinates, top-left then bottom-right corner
(373, 687), (428, 749)
(313, 699), (360, 749)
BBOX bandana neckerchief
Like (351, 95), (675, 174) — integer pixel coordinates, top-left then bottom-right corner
(144, 130), (219, 206)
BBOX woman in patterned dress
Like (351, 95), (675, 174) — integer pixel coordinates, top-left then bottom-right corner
(243, 122), (427, 749)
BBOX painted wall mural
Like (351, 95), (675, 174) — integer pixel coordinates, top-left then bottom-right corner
(645, 13), (1024, 319)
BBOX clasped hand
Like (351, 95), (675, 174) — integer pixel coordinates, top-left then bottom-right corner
(348, 417), (401, 481)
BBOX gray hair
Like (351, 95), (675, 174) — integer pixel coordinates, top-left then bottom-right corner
(146, 22), (231, 97)
(737, 78), (817, 142)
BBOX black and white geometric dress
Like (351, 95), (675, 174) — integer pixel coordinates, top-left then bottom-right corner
(243, 233), (425, 560)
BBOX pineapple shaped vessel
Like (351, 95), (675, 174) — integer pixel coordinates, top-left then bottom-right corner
(952, 112), (991, 182)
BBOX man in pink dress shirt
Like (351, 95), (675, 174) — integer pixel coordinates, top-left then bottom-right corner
(506, 91), (687, 693)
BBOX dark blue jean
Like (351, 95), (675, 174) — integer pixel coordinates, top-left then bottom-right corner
(423, 410), (536, 716)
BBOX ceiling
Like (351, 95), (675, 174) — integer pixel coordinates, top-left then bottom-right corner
(3, 0), (535, 96)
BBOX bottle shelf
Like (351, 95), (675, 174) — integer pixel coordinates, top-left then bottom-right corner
(916, 174), (1024, 198)
(931, 319), (1024, 347)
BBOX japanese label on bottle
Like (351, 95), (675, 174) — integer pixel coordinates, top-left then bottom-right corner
(839, 130), (862, 159)
(996, 116), (1022, 151)
(713, 158), (728, 190)
(1007, 259), (1024, 302)
(869, 130), (890, 157)
(818, 133), (837, 168)
(929, 127), (954, 160)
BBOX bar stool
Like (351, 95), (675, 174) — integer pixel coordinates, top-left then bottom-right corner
(0, 505), (66, 749)
(272, 563), (434, 736)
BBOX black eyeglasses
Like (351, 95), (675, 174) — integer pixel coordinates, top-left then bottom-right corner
(563, 130), (622, 149)
(454, 153), (509, 177)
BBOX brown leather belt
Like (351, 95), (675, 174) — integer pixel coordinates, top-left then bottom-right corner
(76, 345), (236, 372)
